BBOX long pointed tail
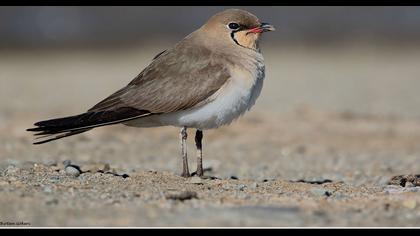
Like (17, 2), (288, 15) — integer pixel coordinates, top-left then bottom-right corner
(27, 107), (151, 144)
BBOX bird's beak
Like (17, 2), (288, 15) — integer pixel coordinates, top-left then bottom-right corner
(248, 23), (275, 33)
(260, 23), (275, 32)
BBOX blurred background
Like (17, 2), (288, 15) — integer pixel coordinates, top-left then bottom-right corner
(2, 6), (420, 227)
(2, 6), (420, 48)
(1, 6), (420, 119)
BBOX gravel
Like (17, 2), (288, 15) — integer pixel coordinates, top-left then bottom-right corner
(2, 46), (420, 226)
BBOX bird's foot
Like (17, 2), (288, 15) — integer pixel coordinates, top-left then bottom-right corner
(181, 172), (191, 178)
(196, 168), (204, 177)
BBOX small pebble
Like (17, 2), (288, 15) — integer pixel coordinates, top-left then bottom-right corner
(261, 178), (275, 182)
(43, 186), (52, 193)
(188, 176), (203, 184)
(65, 166), (81, 177)
(237, 184), (246, 191)
(310, 188), (331, 197)
(62, 160), (72, 167)
(45, 198), (59, 205)
(165, 191), (198, 201)
(384, 186), (404, 194)
(4, 165), (19, 175)
(250, 182), (258, 189)
(222, 184), (232, 190)
(405, 182), (415, 188)
(50, 165), (61, 172)
(77, 173), (90, 182)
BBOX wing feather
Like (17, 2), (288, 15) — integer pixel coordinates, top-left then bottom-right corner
(28, 37), (231, 144)
(89, 44), (231, 114)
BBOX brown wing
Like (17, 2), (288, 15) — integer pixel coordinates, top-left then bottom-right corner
(27, 39), (231, 145)
(88, 44), (231, 114)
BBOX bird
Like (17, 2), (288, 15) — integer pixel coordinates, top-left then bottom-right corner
(27, 9), (275, 178)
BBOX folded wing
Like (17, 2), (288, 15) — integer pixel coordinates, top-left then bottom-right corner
(27, 43), (230, 144)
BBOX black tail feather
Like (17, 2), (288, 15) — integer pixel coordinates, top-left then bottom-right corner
(32, 129), (91, 145)
(27, 107), (151, 144)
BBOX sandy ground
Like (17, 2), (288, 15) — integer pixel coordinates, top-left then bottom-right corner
(1, 43), (420, 227)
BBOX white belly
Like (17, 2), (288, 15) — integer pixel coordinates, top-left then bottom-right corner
(125, 60), (265, 130)
(162, 72), (264, 129)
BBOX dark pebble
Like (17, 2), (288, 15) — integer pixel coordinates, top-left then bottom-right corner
(45, 198), (59, 205)
(165, 191), (198, 201)
(291, 178), (333, 185)
(62, 160), (72, 167)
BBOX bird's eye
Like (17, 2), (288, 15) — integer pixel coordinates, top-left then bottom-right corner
(227, 22), (240, 30)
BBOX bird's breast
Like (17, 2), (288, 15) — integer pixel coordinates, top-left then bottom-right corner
(159, 60), (265, 130)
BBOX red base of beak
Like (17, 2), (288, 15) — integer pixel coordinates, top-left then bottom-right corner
(248, 27), (264, 33)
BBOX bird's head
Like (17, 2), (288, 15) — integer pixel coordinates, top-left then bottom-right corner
(201, 9), (275, 51)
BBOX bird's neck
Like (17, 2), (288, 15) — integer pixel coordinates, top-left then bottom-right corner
(231, 30), (261, 51)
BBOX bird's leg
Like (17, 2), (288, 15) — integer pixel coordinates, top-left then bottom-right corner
(195, 130), (204, 177)
(180, 127), (190, 177)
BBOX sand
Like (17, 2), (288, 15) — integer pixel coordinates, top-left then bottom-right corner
(1, 44), (420, 226)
